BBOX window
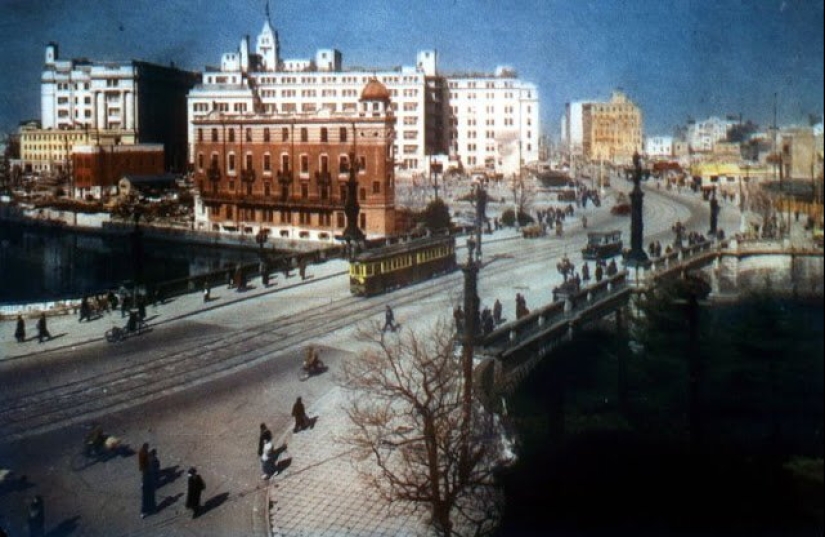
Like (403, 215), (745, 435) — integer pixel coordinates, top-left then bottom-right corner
(281, 154), (290, 172)
(358, 156), (366, 172)
(320, 155), (329, 173)
(246, 128), (252, 142)
(245, 153), (253, 171)
(198, 129), (203, 142)
(301, 184), (308, 199)
(263, 128), (270, 142)
(211, 128), (218, 142)
(339, 155), (349, 174)
(300, 128), (308, 142)
(359, 187), (366, 201)
(227, 153), (236, 172)
(320, 128), (328, 142)
(300, 155), (309, 174)
(228, 129), (235, 143)
(372, 181), (380, 194)
(339, 127), (347, 142)
(263, 153), (271, 172)
(336, 212), (345, 228)
(197, 153), (204, 170)
(282, 127), (289, 141)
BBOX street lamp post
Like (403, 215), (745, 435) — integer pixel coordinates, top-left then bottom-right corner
(256, 229), (269, 286)
(625, 151), (649, 267)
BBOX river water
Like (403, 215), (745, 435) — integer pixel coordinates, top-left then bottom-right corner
(496, 298), (824, 535)
(0, 222), (262, 305)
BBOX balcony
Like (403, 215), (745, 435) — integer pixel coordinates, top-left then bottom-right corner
(277, 170), (292, 186)
(200, 190), (343, 211)
(315, 170), (332, 186)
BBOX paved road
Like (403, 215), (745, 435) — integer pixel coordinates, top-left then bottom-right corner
(0, 182), (739, 536)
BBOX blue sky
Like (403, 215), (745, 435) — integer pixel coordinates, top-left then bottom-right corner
(0, 0), (822, 140)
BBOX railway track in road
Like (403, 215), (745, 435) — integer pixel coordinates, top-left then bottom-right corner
(1, 189), (693, 442)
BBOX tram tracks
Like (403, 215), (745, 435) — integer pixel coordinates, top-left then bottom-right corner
(1, 189), (694, 442)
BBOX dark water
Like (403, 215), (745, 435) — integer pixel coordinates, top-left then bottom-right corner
(0, 222), (262, 304)
(497, 299), (824, 536)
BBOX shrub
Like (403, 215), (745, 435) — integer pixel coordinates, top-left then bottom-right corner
(501, 208), (535, 227)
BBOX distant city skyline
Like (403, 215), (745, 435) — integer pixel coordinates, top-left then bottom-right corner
(0, 0), (822, 141)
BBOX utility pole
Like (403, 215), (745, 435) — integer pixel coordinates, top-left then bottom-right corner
(459, 241), (479, 484)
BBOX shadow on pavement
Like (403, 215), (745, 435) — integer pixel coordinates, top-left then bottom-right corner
(45, 515), (80, 537)
(157, 465), (183, 488)
(156, 492), (183, 514)
(199, 492), (229, 517)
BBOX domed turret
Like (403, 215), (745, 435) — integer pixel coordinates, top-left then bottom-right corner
(360, 79), (391, 103)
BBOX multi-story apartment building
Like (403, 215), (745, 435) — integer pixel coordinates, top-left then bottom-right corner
(446, 66), (539, 175)
(191, 79), (397, 242)
(645, 136), (673, 159)
(72, 144), (165, 199)
(581, 91), (643, 165)
(187, 16), (538, 177)
(21, 42), (199, 179)
(686, 116), (736, 154)
(560, 101), (589, 158)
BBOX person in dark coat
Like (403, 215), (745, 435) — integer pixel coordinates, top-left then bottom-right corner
(185, 467), (205, 518)
(36, 314), (50, 344)
(291, 397), (309, 432)
(141, 449), (158, 518)
(382, 305), (396, 333)
(258, 423), (272, 457)
(138, 443), (149, 474)
(79, 296), (91, 322)
(492, 299), (502, 325)
(15, 315), (26, 343)
(594, 263), (604, 282)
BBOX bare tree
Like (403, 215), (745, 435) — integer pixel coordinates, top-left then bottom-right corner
(341, 318), (504, 537)
(508, 171), (536, 223)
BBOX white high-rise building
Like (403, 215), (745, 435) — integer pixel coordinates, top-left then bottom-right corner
(687, 116), (736, 153)
(187, 14), (538, 176)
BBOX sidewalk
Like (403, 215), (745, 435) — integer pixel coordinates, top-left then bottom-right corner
(267, 387), (433, 537)
(0, 257), (350, 362)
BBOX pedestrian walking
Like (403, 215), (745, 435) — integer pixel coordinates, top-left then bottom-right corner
(202, 282), (211, 303)
(257, 423), (272, 457)
(291, 396), (310, 432)
(27, 495), (44, 537)
(382, 305), (397, 333)
(141, 449), (159, 518)
(299, 258), (307, 280)
(79, 296), (91, 323)
(138, 443), (149, 474)
(36, 314), (50, 344)
(582, 262), (590, 283)
(185, 467), (205, 519)
(595, 262), (604, 282)
(492, 299), (502, 325)
(15, 315), (26, 343)
(260, 439), (276, 479)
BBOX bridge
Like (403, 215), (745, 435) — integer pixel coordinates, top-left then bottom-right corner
(474, 238), (824, 401)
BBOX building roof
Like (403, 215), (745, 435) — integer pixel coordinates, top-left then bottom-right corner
(360, 79), (390, 102)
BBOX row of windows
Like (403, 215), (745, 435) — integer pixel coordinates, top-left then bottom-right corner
(352, 244), (451, 278)
(215, 206), (349, 229)
(198, 126), (352, 144)
(198, 152), (368, 175)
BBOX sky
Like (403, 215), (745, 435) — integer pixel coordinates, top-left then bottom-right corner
(0, 0), (822, 141)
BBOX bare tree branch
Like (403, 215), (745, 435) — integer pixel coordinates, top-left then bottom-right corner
(340, 318), (504, 536)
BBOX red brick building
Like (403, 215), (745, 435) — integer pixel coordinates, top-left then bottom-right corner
(72, 143), (164, 199)
(192, 80), (398, 242)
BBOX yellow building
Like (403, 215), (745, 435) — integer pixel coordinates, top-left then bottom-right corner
(582, 91), (643, 165)
(19, 122), (135, 176)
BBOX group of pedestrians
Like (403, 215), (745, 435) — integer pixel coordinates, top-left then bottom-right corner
(13, 313), (51, 344)
(137, 442), (205, 520)
(258, 395), (314, 480)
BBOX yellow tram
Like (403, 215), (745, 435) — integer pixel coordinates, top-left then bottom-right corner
(349, 234), (457, 296)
